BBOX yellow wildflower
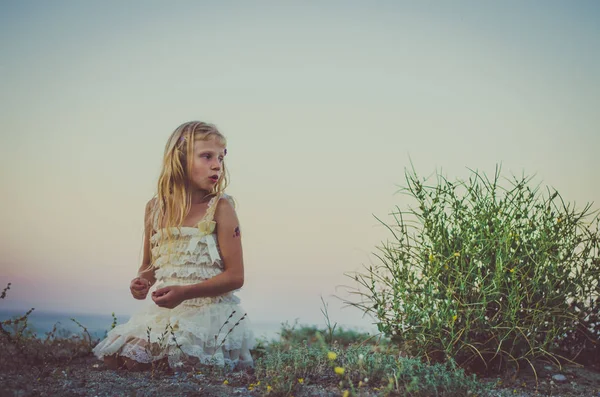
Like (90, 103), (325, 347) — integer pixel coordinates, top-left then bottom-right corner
(267, 385), (273, 393)
(444, 264), (449, 270)
(297, 378), (304, 384)
(358, 381), (363, 387)
(557, 217), (562, 223)
(256, 381), (261, 385)
(453, 252), (460, 257)
(452, 315), (458, 322)
(248, 386), (254, 391)
(429, 253), (434, 262)
(223, 380), (229, 385)
(509, 268), (515, 273)
(334, 367), (345, 375)
(327, 351), (337, 360)
(342, 390), (350, 397)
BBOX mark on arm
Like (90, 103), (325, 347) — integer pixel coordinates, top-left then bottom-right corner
(233, 226), (241, 238)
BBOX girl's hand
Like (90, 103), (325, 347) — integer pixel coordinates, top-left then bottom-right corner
(152, 286), (187, 309)
(130, 277), (150, 300)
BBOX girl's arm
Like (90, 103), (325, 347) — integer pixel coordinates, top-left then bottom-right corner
(131, 199), (157, 299)
(152, 198), (244, 308)
(138, 199), (157, 283)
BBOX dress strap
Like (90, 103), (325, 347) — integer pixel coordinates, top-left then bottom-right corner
(203, 192), (223, 223)
(184, 193), (222, 254)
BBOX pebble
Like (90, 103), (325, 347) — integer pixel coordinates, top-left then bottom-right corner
(552, 374), (567, 383)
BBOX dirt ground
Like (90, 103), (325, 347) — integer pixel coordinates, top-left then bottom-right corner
(482, 361), (600, 397)
(1, 355), (599, 397)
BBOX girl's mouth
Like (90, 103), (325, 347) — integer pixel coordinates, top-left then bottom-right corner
(209, 175), (219, 182)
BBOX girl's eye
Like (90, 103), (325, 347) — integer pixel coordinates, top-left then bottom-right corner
(200, 153), (211, 159)
(218, 156), (224, 162)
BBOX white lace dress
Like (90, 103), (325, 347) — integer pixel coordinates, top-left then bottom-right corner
(93, 194), (254, 369)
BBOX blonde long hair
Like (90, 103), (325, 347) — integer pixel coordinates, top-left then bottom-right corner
(150, 121), (229, 252)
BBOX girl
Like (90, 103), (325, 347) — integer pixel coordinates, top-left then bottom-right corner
(93, 121), (254, 371)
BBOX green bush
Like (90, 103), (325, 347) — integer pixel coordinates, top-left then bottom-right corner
(348, 166), (600, 373)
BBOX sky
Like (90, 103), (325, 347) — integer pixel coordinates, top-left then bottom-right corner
(1, 1), (599, 330)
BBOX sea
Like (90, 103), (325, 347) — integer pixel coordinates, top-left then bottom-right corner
(0, 309), (284, 342)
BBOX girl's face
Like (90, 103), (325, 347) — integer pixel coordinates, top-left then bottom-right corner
(189, 137), (226, 193)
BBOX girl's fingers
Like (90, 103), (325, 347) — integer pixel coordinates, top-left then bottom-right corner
(131, 278), (150, 289)
(152, 294), (168, 306)
(153, 287), (169, 296)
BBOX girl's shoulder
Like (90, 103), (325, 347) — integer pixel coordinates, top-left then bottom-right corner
(213, 193), (237, 221)
(220, 193), (235, 209)
(146, 196), (159, 211)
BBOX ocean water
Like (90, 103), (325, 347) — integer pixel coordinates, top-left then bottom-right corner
(0, 309), (283, 342)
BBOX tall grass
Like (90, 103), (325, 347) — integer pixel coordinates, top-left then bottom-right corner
(346, 166), (600, 374)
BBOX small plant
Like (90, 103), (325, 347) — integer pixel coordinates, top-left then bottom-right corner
(255, 326), (486, 396)
(346, 165), (600, 374)
(212, 310), (247, 360)
(0, 283), (95, 372)
(278, 320), (376, 348)
(320, 296), (337, 344)
(1, 282), (11, 299)
(110, 312), (118, 329)
(143, 323), (179, 372)
(70, 318), (93, 347)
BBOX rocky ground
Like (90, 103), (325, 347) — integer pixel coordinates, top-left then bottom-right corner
(1, 355), (600, 397)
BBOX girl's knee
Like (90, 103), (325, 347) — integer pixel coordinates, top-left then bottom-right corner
(103, 355), (123, 370)
(123, 357), (151, 371)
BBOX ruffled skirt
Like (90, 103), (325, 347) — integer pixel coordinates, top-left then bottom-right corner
(93, 297), (254, 370)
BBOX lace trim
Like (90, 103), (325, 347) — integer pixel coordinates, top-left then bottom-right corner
(152, 250), (216, 266)
(96, 341), (253, 369)
(150, 227), (207, 244)
(94, 337), (253, 367)
(93, 307), (255, 369)
(179, 293), (241, 308)
(151, 243), (222, 269)
(155, 265), (222, 280)
(95, 326), (253, 353)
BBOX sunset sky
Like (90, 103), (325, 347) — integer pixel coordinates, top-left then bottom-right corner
(1, 1), (599, 330)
